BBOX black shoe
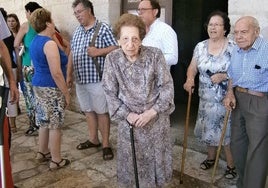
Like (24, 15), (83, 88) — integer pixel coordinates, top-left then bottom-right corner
(25, 126), (38, 136)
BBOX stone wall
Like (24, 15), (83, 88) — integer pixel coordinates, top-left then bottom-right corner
(228, 0), (268, 36)
(1, 0), (121, 111)
(1, 0), (121, 38)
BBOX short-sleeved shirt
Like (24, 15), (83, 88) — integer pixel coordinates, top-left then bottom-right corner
(228, 37), (268, 92)
(71, 20), (117, 84)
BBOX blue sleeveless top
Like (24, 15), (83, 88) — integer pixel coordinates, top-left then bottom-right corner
(30, 35), (68, 87)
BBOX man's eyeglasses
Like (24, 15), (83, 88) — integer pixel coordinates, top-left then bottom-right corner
(136, 8), (153, 14)
(73, 9), (87, 16)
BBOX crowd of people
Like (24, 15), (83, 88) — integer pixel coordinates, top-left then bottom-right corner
(0, 0), (267, 187)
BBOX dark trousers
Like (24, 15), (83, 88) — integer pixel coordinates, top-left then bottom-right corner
(231, 91), (268, 188)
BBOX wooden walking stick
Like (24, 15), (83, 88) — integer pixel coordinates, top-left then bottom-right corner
(180, 88), (193, 184)
(211, 108), (231, 185)
(128, 122), (139, 188)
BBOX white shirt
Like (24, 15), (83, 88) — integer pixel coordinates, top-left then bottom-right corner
(0, 12), (10, 88)
(142, 19), (178, 69)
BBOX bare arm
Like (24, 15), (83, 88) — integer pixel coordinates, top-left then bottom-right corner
(14, 22), (28, 81)
(183, 57), (198, 93)
(66, 51), (73, 89)
(44, 41), (70, 108)
(223, 79), (236, 110)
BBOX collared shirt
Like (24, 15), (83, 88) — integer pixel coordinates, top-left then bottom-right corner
(71, 20), (117, 84)
(142, 19), (178, 69)
(228, 37), (268, 92)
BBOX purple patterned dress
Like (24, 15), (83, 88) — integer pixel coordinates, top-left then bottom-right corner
(102, 46), (175, 187)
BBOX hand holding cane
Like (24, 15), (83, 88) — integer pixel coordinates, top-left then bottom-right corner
(210, 103), (232, 185)
(180, 87), (194, 184)
(128, 122), (140, 188)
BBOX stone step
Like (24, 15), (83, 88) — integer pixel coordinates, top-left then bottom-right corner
(172, 145), (237, 188)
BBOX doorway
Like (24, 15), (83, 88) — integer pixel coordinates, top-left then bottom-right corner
(120, 0), (228, 105)
(171, 0), (228, 105)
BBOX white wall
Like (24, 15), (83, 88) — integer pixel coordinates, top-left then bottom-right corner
(0, 0), (121, 111)
(228, 0), (268, 35)
(0, 0), (121, 40)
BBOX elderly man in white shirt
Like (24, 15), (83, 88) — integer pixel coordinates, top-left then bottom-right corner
(137, 0), (178, 69)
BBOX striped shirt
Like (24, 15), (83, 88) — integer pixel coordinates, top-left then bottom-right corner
(142, 18), (178, 69)
(228, 37), (268, 92)
(71, 20), (117, 84)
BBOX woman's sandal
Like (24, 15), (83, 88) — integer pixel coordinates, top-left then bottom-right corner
(224, 166), (237, 179)
(76, 140), (101, 150)
(103, 147), (114, 161)
(49, 158), (70, 171)
(200, 159), (215, 170)
(35, 152), (51, 163)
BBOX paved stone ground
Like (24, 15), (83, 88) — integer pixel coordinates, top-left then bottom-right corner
(9, 99), (240, 188)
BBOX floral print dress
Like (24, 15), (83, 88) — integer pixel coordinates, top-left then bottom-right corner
(102, 46), (175, 188)
(194, 39), (235, 146)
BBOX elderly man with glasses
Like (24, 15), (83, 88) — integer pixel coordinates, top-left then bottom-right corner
(67, 0), (117, 160)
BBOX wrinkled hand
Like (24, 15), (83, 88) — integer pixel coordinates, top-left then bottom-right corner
(183, 80), (195, 93)
(223, 91), (236, 111)
(210, 73), (226, 84)
(127, 112), (139, 125)
(134, 109), (157, 127)
(87, 47), (98, 57)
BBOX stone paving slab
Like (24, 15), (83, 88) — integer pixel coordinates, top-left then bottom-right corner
(10, 102), (238, 188)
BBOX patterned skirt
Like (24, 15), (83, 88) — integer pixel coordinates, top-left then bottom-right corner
(33, 86), (65, 129)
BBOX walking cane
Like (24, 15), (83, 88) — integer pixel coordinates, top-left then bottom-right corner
(0, 86), (9, 188)
(180, 88), (193, 184)
(128, 122), (139, 188)
(210, 108), (231, 185)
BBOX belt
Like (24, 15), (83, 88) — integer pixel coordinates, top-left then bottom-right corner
(235, 86), (267, 97)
